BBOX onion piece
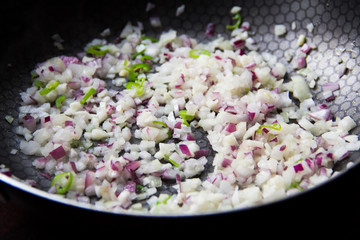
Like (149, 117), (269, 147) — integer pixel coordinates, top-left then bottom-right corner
(296, 56), (306, 69)
(294, 163), (304, 173)
(49, 146), (66, 160)
(205, 23), (216, 36)
(225, 123), (237, 133)
(179, 144), (192, 156)
(22, 115), (37, 132)
(308, 109), (332, 121)
(150, 16), (162, 28)
(222, 158), (232, 168)
(194, 149), (210, 159)
(323, 82), (340, 92)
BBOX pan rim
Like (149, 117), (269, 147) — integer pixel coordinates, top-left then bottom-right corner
(1, 162), (358, 218)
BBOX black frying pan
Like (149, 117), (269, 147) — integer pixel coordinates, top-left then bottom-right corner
(1, 0), (360, 226)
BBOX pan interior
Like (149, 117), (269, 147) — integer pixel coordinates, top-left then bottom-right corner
(1, 0), (360, 214)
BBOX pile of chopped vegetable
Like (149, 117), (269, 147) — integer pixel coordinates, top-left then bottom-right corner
(14, 6), (360, 214)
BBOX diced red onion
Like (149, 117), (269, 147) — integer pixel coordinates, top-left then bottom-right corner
(40, 171), (52, 179)
(318, 104), (328, 109)
(65, 121), (74, 127)
(238, 48), (245, 56)
(296, 56), (306, 69)
(233, 39), (245, 48)
(315, 155), (322, 166)
(186, 134), (196, 141)
(124, 181), (136, 193)
(222, 158), (232, 168)
(305, 158), (314, 170)
(294, 163), (304, 173)
(81, 76), (91, 83)
(84, 58), (102, 69)
(125, 161), (140, 171)
(323, 82), (340, 92)
(280, 145), (286, 151)
(22, 114), (37, 132)
(323, 91), (335, 102)
(248, 111), (255, 121)
(111, 160), (123, 171)
(179, 144), (192, 156)
(300, 43), (311, 54)
(205, 23), (216, 36)
(245, 63), (256, 69)
(85, 171), (95, 196)
(194, 149), (210, 159)
(225, 123), (237, 133)
(59, 56), (80, 67)
(176, 174), (182, 192)
(241, 22), (250, 31)
(174, 121), (182, 129)
(70, 161), (78, 173)
(250, 70), (258, 81)
(308, 109), (332, 121)
(179, 35), (192, 48)
(49, 146), (66, 160)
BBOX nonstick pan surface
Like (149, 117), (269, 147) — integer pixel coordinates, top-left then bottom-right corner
(1, 0), (360, 220)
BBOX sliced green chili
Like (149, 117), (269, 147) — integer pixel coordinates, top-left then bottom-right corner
(179, 110), (195, 126)
(131, 49), (145, 60)
(141, 35), (159, 42)
(131, 63), (151, 73)
(288, 181), (304, 191)
(226, 13), (242, 30)
(153, 121), (172, 138)
(55, 94), (66, 109)
(153, 121), (168, 128)
(51, 172), (73, 194)
(140, 55), (153, 61)
(34, 80), (45, 88)
(87, 44), (109, 56)
(256, 122), (282, 133)
(164, 154), (179, 168)
(39, 80), (60, 95)
(30, 71), (38, 82)
(80, 88), (96, 105)
(125, 77), (145, 96)
(136, 184), (146, 193)
(126, 63), (151, 81)
(189, 49), (211, 59)
(156, 194), (171, 205)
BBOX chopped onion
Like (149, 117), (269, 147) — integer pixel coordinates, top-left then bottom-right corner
(205, 23), (216, 36)
(293, 163), (304, 173)
(225, 123), (237, 133)
(300, 43), (311, 54)
(22, 114), (36, 132)
(308, 109), (332, 121)
(49, 146), (66, 160)
(194, 149), (210, 159)
(323, 82), (340, 92)
(179, 144), (192, 156)
(221, 158), (232, 168)
(150, 16), (162, 28)
(296, 56), (306, 69)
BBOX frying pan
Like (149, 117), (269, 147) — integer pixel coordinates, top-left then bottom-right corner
(1, 0), (360, 225)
